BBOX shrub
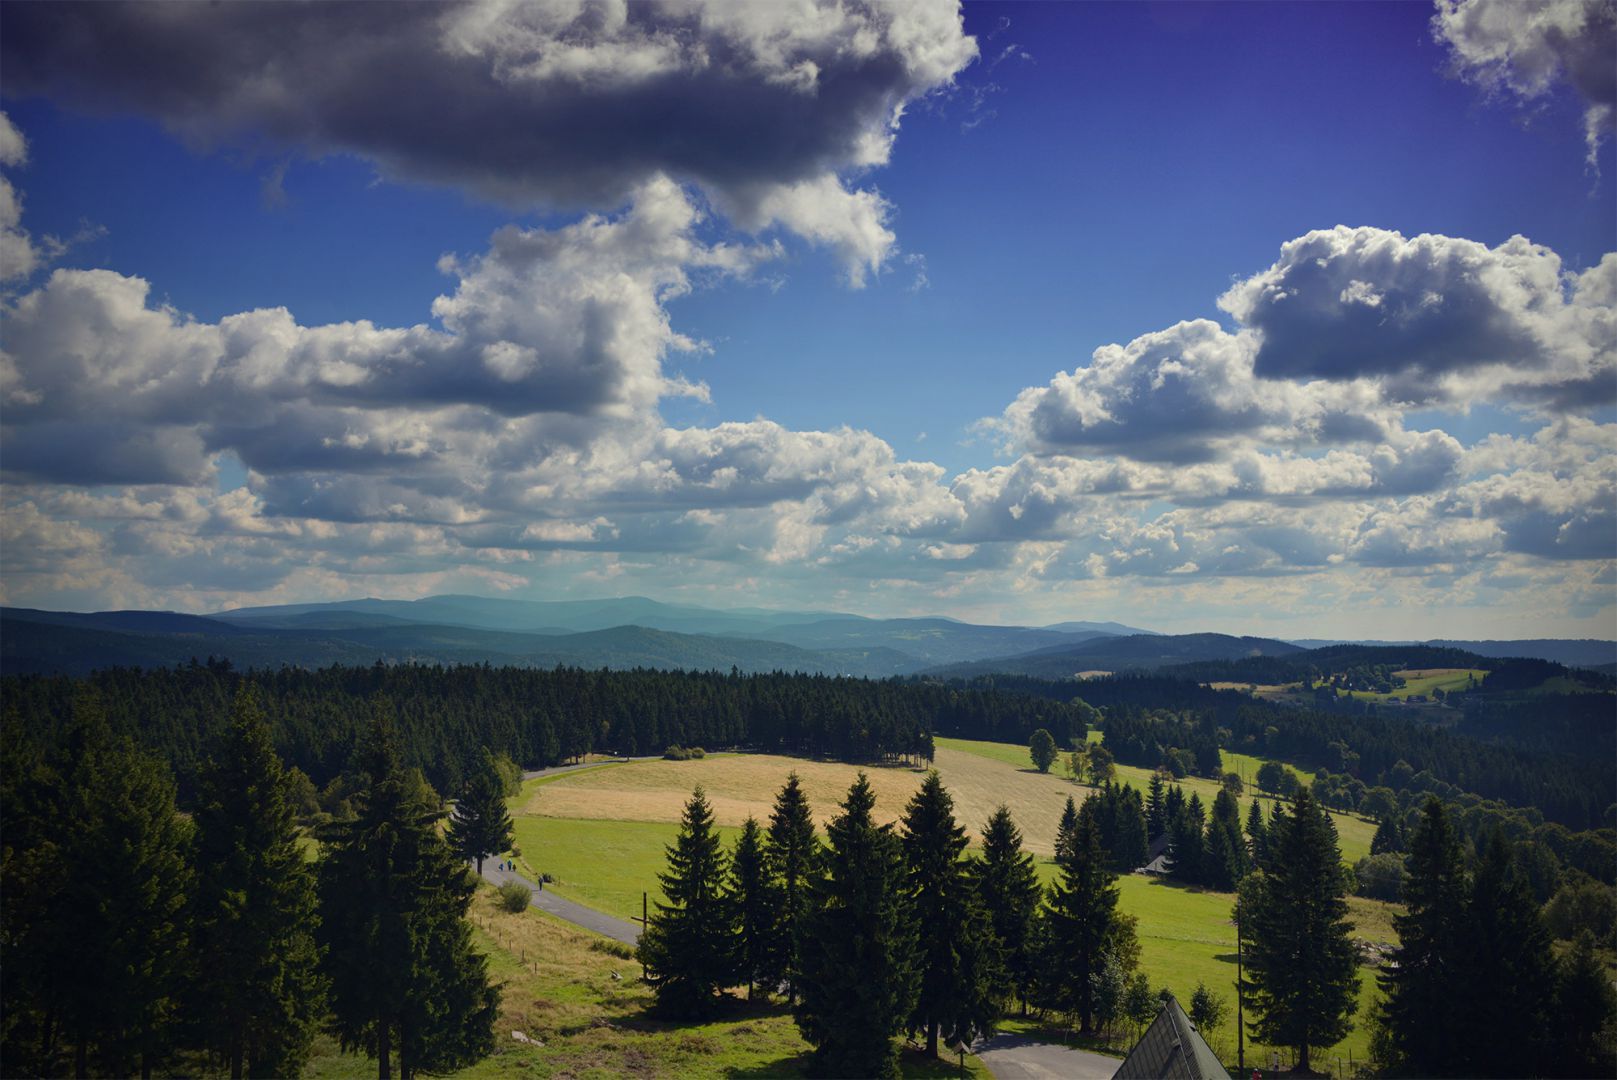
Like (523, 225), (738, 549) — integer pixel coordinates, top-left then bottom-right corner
(1353, 852), (1407, 902)
(663, 744), (706, 760)
(497, 880), (533, 913)
(590, 939), (635, 960)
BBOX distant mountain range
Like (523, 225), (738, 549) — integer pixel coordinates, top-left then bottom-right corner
(0, 596), (1155, 678)
(922, 633), (1306, 680)
(1, 594), (1608, 679)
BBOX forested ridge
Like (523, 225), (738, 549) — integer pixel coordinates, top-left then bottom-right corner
(1, 662), (1088, 802)
(940, 673), (1615, 830)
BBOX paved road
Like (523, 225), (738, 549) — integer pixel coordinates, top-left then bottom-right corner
(478, 860), (642, 946)
(974, 1034), (1120, 1080)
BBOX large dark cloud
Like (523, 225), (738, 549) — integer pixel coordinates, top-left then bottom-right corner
(1218, 228), (1610, 401)
(0, 0), (974, 208)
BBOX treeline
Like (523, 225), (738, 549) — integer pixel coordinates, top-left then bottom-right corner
(2, 662), (1090, 806)
(2, 688), (499, 1079)
(945, 674), (1613, 828)
(1101, 706), (1222, 778)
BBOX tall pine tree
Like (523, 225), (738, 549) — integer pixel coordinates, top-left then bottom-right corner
(1055, 796), (1079, 865)
(55, 699), (193, 1080)
(1379, 797), (1467, 1077)
(1244, 798), (1268, 869)
(318, 699), (498, 1079)
(1242, 790), (1359, 1074)
(1203, 788), (1247, 891)
(1454, 832), (1559, 1077)
(1551, 931), (1617, 1077)
(1146, 772), (1166, 839)
(900, 772), (999, 1057)
(765, 773), (821, 1003)
(445, 747), (514, 876)
(638, 786), (737, 1017)
(190, 685), (326, 1079)
(972, 806), (1041, 1015)
(1042, 810), (1122, 1033)
(795, 774), (918, 1079)
(728, 816), (779, 1000)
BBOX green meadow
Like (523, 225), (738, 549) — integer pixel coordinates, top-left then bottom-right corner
(507, 740), (1398, 1070)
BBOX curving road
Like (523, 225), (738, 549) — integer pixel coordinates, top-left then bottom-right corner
(478, 860), (642, 945)
(973, 1034), (1121, 1079)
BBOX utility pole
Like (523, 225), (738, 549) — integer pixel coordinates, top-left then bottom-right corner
(634, 890), (649, 981)
(1236, 897), (1245, 1075)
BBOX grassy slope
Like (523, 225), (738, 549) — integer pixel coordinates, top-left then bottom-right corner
(509, 744), (1396, 1069)
(306, 884), (991, 1079)
(1342, 668), (1486, 703)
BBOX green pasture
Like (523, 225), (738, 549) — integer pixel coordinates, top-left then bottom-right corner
(934, 736), (1376, 864)
(512, 804), (1394, 1070)
(1342, 668), (1486, 703)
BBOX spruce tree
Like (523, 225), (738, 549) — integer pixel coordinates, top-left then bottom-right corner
(794, 773), (918, 1079)
(765, 772), (821, 1002)
(1114, 785), (1149, 871)
(728, 816), (779, 1000)
(0, 704), (76, 1076)
(973, 806), (1041, 1014)
(1380, 797), (1466, 1076)
(1146, 772), (1166, 838)
(1551, 931), (1617, 1077)
(1055, 795), (1079, 865)
(900, 772), (999, 1057)
(190, 686), (326, 1079)
(1370, 816), (1404, 855)
(1203, 788), (1246, 891)
(1454, 832), (1558, 1076)
(1245, 798), (1268, 868)
(318, 700), (498, 1079)
(638, 786), (736, 1017)
(1167, 795), (1206, 885)
(54, 702), (193, 1080)
(1242, 789), (1359, 1073)
(1043, 811), (1122, 1033)
(446, 747), (514, 875)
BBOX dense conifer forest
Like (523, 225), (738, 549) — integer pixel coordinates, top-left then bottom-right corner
(0, 662), (1089, 802)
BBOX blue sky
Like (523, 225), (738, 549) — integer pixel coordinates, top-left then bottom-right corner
(1, 0), (1613, 638)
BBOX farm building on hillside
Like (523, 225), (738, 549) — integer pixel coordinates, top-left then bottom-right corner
(1114, 993), (1231, 1080)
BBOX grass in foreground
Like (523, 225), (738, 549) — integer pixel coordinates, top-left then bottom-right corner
(305, 883), (991, 1078)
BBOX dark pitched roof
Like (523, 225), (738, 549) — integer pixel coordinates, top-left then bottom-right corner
(1114, 994), (1231, 1080)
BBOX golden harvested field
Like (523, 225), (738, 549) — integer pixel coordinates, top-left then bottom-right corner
(522, 738), (1376, 863)
(524, 746), (1085, 857)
